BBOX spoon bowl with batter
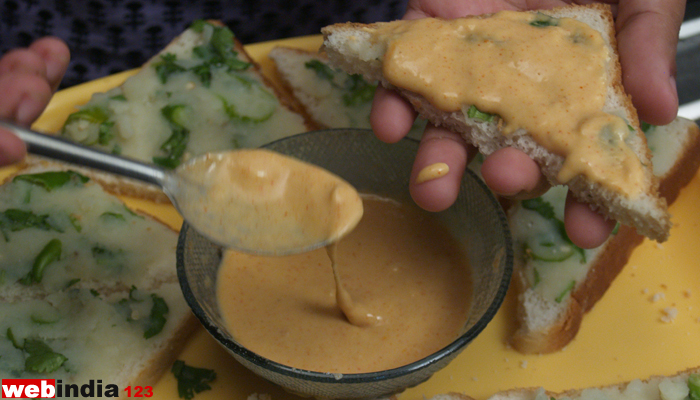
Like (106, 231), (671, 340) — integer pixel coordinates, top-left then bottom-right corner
(4, 121), (363, 255)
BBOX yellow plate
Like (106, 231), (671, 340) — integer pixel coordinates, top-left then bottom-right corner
(10, 35), (700, 400)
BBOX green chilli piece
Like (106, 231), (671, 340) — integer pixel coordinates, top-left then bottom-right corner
(530, 12), (558, 27)
(12, 170), (89, 192)
(63, 106), (110, 126)
(555, 280), (576, 303)
(153, 104), (190, 169)
(62, 106), (115, 145)
(689, 374), (700, 400)
(20, 239), (62, 285)
(305, 59), (336, 81)
(467, 105), (495, 122)
(521, 197), (586, 263)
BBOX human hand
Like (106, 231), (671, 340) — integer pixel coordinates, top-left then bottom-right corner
(370, 0), (685, 248)
(0, 37), (70, 166)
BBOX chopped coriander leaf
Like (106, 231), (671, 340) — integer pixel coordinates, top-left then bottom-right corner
(69, 214), (82, 232)
(100, 211), (126, 222)
(467, 105), (495, 122)
(689, 373), (700, 400)
(171, 360), (217, 400)
(189, 64), (212, 87)
(20, 239), (62, 285)
(305, 59), (336, 81)
(98, 121), (116, 145)
(521, 197), (556, 220)
(7, 327), (23, 349)
(91, 245), (125, 270)
(13, 170), (89, 191)
(189, 19), (208, 32)
(144, 294), (169, 339)
(0, 209), (64, 240)
(63, 106), (110, 125)
(555, 280), (576, 303)
(641, 121), (656, 133)
(23, 338), (68, 373)
(342, 74), (376, 106)
(65, 278), (81, 288)
(153, 53), (187, 84)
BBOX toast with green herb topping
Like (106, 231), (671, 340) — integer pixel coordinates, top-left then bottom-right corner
(0, 160), (198, 388)
(509, 117), (700, 354)
(428, 367), (700, 400)
(59, 20), (311, 202)
(269, 45), (428, 138)
(320, 4), (672, 242)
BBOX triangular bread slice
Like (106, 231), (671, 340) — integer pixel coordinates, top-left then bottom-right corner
(509, 117), (700, 354)
(320, 4), (671, 242)
(427, 366), (700, 400)
(0, 159), (198, 388)
(57, 21), (311, 203)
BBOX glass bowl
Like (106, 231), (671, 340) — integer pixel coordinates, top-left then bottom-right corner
(176, 128), (513, 399)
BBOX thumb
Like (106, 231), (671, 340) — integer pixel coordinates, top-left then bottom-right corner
(616, 0), (685, 125)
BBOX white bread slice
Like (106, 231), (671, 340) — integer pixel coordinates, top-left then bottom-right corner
(428, 366), (700, 400)
(509, 117), (700, 354)
(56, 21), (311, 203)
(320, 4), (671, 242)
(268, 46), (375, 129)
(0, 160), (198, 388)
(268, 45), (428, 139)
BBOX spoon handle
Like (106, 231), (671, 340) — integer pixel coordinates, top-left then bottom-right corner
(1, 120), (166, 187)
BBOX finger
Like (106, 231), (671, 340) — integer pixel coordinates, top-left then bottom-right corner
(0, 71), (53, 126)
(409, 124), (470, 212)
(616, 0), (685, 125)
(370, 85), (417, 143)
(480, 147), (548, 198)
(0, 127), (27, 166)
(29, 37), (70, 91)
(564, 192), (616, 249)
(0, 48), (47, 77)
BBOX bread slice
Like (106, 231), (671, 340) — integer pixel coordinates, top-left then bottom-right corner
(428, 366), (700, 400)
(509, 117), (700, 354)
(320, 4), (671, 242)
(269, 45), (428, 139)
(0, 160), (198, 387)
(57, 20), (311, 203)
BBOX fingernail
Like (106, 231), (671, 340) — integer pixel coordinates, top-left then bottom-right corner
(16, 97), (36, 126)
(670, 75), (677, 97)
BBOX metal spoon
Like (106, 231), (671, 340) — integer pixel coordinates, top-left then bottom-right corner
(1, 121), (363, 256)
